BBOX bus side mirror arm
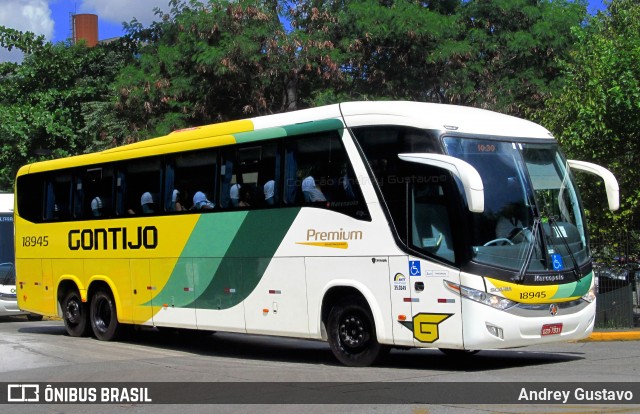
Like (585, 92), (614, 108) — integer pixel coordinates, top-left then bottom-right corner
(567, 160), (619, 211)
(398, 153), (484, 213)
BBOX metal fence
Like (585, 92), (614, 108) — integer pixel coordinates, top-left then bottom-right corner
(591, 233), (640, 329)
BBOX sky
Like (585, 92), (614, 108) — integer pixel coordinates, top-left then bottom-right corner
(0, 0), (171, 62)
(0, 0), (608, 62)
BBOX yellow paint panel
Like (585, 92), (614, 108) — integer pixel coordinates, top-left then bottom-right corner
(15, 214), (200, 260)
(16, 214), (201, 322)
(486, 277), (561, 304)
(130, 259), (153, 325)
(15, 259), (47, 315)
(85, 260), (132, 322)
(25, 135), (238, 174)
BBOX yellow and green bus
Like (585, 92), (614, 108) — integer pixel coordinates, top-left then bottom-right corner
(15, 101), (618, 366)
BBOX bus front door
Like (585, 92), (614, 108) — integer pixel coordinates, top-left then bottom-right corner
(390, 256), (464, 349)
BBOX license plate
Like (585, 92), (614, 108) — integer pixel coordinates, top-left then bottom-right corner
(541, 323), (563, 336)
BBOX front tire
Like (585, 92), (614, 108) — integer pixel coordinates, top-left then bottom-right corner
(62, 290), (90, 337)
(327, 296), (388, 367)
(90, 288), (121, 341)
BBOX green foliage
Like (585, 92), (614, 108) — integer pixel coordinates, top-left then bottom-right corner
(113, 0), (287, 140)
(0, 31), (134, 190)
(453, 0), (587, 115)
(538, 0), (640, 238)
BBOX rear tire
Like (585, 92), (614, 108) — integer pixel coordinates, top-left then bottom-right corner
(327, 296), (388, 367)
(62, 290), (90, 337)
(90, 288), (121, 341)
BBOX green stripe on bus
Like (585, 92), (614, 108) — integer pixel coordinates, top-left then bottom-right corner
(233, 119), (344, 144)
(552, 272), (592, 299)
(144, 212), (248, 308)
(233, 127), (288, 144)
(192, 208), (300, 310)
(148, 208), (300, 310)
(281, 119), (344, 137)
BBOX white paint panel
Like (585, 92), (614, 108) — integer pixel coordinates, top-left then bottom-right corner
(244, 258), (309, 337)
(305, 256), (393, 344)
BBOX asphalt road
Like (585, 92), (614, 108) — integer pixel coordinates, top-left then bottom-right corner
(1, 316), (639, 414)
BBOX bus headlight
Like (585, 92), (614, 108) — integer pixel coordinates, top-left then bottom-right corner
(582, 286), (596, 303)
(444, 280), (517, 311)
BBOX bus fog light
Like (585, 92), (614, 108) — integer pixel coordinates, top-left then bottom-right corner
(486, 323), (504, 339)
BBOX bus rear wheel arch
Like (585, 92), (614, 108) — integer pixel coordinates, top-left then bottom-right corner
(326, 294), (389, 367)
(89, 286), (121, 341)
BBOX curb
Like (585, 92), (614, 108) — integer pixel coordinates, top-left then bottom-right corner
(582, 331), (640, 341)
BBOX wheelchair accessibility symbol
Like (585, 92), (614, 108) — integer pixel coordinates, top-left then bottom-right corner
(551, 253), (564, 271)
(409, 260), (421, 276)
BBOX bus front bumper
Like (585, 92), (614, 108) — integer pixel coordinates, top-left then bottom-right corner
(459, 297), (596, 350)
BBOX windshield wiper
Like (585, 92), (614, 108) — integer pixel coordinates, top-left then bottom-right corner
(548, 216), (581, 281)
(513, 216), (541, 283)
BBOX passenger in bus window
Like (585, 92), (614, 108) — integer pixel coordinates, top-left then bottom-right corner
(238, 188), (252, 208)
(193, 191), (215, 210)
(141, 192), (155, 214)
(230, 183), (241, 207)
(339, 164), (356, 200)
(264, 179), (275, 206)
(91, 196), (103, 217)
(302, 175), (326, 203)
(172, 189), (186, 212)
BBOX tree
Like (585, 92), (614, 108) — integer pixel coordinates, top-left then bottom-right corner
(113, 0), (292, 140)
(289, 0), (466, 105)
(537, 0), (640, 239)
(452, 0), (587, 116)
(0, 28), (134, 190)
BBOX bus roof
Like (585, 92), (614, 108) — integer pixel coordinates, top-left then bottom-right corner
(17, 101), (554, 176)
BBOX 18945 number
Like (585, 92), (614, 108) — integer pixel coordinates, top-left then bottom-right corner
(520, 291), (546, 300)
(22, 236), (49, 247)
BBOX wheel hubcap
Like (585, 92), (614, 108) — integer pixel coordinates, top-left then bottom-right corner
(66, 300), (80, 324)
(95, 298), (111, 332)
(339, 315), (366, 348)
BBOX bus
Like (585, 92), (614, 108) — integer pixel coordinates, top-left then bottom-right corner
(0, 192), (42, 320)
(15, 101), (618, 366)
(0, 193), (20, 317)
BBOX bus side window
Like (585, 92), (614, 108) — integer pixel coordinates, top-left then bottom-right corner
(410, 181), (456, 263)
(220, 147), (237, 209)
(44, 173), (72, 221)
(17, 174), (45, 222)
(285, 131), (369, 219)
(171, 149), (217, 212)
(120, 158), (162, 216)
(235, 142), (280, 209)
(83, 167), (114, 219)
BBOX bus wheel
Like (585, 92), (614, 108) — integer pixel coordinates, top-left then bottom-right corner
(62, 290), (90, 337)
(327, 296), (388, 367)
(90, 288), (121, 341)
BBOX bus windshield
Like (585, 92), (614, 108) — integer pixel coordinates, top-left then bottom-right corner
(444, 138), (588, 273)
